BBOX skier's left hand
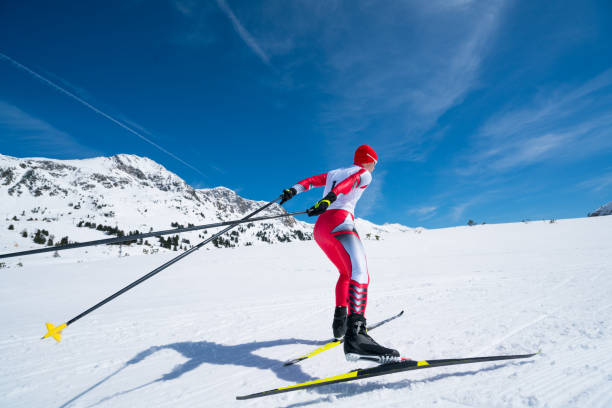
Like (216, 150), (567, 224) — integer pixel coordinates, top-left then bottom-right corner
(307, 192), (337, 216)
(280, 187), (297, 204)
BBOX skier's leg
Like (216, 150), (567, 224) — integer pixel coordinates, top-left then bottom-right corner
(314, 210), (354, 308)
(333, 232), (370, 315)
(314, 210), (354, 338)
(327, 217), (399, 362)
(335, 273), (350, 307)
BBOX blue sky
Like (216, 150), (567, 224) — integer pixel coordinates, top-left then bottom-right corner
(1, 0), (611, 228)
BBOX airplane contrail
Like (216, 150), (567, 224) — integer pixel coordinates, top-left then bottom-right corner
(0, 52), (207, 177)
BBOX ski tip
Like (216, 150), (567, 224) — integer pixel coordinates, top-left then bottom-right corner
(42, 322), (67, 343)
(283, 357), (305, 366)
(521, 351), (540, 359)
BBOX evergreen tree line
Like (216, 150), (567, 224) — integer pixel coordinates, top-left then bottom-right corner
(158, 235), (180, 250)
(77, 220), (143, 245)
(22, 228), (69, 247)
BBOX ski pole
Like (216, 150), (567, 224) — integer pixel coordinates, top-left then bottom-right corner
(42, 196), (285, 343)
(1, 210), (307, 260)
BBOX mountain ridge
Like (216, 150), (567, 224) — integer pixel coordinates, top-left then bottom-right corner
(588, 200), (612, 217)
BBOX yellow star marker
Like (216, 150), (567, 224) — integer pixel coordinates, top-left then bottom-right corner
(42, 322), (67, 342)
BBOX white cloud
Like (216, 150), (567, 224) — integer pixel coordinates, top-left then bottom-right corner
(172, 1), (271, 63)
(0, 101), (98, 157)
(577, 171), (612, 192)
(174, 0), (198, 17)
(425, 0), (476, 11)
(164, 1), (216, 46)
(450, 201), (472, 222)
(357, 169), (386, 217)
(0, 52), (209, 177)
(458, 68), (612, 175)
(168, 1), (508, 166)
(214, 0), (270, 66)
(310, 1), (508, 164)
(407, 205), (438, 219)
(442, 186), (508, 223)
(449, 195), (488, 223)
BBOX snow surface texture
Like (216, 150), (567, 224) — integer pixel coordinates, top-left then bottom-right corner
(1, 215), (610, 407)
(589, 200), (612, 217)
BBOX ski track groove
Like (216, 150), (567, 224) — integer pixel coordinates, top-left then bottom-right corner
(587, 382), (612, 408)
(498, 324), (612, 407)
(377, 266), (581, 340)
(497, 274), (611, 407)
(474, 269), (608, 353)
(375, 265), (611, 408)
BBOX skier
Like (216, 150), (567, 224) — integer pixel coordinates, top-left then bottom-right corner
(280, 144), (399, 363)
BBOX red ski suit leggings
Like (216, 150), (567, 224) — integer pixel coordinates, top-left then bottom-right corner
(314, 209), (369, 315)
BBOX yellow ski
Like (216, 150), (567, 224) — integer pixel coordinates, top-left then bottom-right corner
(238, 351), (539, 400)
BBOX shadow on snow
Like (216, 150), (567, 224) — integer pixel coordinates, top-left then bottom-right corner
(58, 337), (325, 408)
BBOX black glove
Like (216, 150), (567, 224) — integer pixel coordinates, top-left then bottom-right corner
(280, 187), (297, 204)
(307, 192), (337, 216)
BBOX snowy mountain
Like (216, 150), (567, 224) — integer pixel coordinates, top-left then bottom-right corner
(0, 153), (312, 259)
(588, 200), (612, 217)
(0, 153), (415, 264)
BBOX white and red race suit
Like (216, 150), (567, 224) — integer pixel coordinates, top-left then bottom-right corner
(292, 164), (372, 315)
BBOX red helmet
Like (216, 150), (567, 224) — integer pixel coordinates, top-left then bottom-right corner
(354, 144), (378, 165)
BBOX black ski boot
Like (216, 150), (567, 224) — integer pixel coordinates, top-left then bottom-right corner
(332, 306), (348, 340)
(344, 313), (400, 364)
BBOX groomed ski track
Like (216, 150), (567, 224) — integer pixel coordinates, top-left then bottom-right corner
(1, 216), (611, 407)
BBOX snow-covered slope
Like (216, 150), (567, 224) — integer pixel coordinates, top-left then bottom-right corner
(589, 200), (612, 217)
(0, 153), (319, 262)
(1, 215), (611, 407)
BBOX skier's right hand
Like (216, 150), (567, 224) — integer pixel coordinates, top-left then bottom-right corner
(280, 187), (297, 204)
(307, 192), (337, 216)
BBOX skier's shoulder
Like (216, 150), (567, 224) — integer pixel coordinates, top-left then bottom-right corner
(328, 164), (367, 179)
(358, 168), (372, 187)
